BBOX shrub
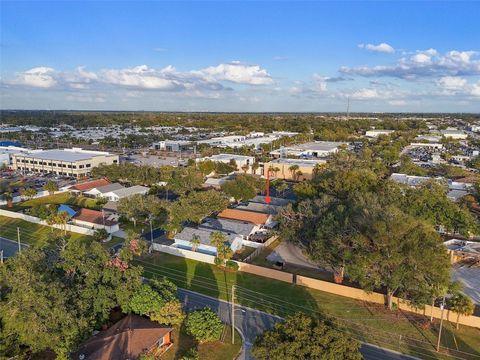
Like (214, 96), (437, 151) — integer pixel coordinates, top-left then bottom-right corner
(185, 308), (223, 343)
(150, 300), (185, 326)
(225, 260), (239, 271)
(180, 348), (199, 360)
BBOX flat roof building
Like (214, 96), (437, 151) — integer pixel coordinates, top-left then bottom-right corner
(196, 153), (255, 170)
(365, 129), (395, 138)
(265, 158), (326, 181)
(11, 148), (119, 177)
(269, 141), (346, 158)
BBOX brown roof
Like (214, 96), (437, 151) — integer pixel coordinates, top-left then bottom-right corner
(71, 314), (173, 360)
(73, 208), (117, 226)
(218, 208), (270, 225)
(71, 179), (111, 192)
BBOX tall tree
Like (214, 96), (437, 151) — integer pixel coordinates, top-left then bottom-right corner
(252, 313), (362, 360)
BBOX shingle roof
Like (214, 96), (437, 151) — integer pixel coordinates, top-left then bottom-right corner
(249, 195), (293, 207)
(175, 226), (239, 246)
(217, 208), (270, 225)
(236, 202), (282, 215)
(73, 208), (117, 226)
(94, 183), (125, 194)
(110, 185), (149, 198)
(199, 217), (256, 237)
(71, 178), (111, 192)
(71, 314), (173, 360)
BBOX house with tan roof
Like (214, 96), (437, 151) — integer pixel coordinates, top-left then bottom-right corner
(71, 314), (173, 360)
(72, 208), (119, 233)
(217, 208), (277, 228)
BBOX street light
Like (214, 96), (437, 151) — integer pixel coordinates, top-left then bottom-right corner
(436, 296), (446, 352)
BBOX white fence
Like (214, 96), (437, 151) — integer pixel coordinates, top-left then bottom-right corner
(0, 208), (95, 236)
(243, 235), (279, 263)
(150, 243), (216, 264)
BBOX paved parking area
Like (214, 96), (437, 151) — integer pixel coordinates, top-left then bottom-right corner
(452, 265), (480, 305)
(266, 241), (319, 269)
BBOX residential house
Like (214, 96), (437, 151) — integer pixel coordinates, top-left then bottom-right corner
(102, 185), (150, 202)
(199, 217), (260, 240)
(72, 208), (119, 233)
(71, 314), (173, 360)
(70, 178), (112, 194)
(217, 208), (277, 228)
(83, 183), (125, 198)
(173, 226), (243, 255)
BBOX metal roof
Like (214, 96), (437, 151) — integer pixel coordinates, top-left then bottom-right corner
(175, 226), (239, 246)
(199, 217), (256, 237)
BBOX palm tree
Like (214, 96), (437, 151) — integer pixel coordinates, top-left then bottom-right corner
(191, 234), (201, 252)
(3, 192), (13, 208)
(251, 162), (259, 175)
(288, 165), (299, 180)
(448, 293), (475, 329)
(295, 170), (303, 181)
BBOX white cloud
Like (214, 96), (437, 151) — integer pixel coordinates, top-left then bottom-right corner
(341, 49), (480, 79)
(194, 62), (273, 85)
(358, 43), (395, 54)
(437, 76), (467, 91)
(471, 82), (480, 97)
(100, 65), (181, 90)
(10, 67), (57, 88)
(388, 100), (407, 106)
(350, 88), (379, 99)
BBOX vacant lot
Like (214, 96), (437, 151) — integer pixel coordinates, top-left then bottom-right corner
(135, 252), (480, 360)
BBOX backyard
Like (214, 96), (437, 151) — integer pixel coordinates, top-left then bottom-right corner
(162, 326), (242, 360)
(0, 215), (93, 247)
(134, 252), (480, 360)
(2, 192), (102, 212)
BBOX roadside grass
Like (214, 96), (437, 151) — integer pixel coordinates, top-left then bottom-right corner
(134, 252), (480, 360)
(163, 326), (241, 360)
(0, 215), (93, 247)
(2, 193), (102, 212)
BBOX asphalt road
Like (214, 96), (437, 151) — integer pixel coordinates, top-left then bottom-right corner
(0, 236), (28, 259)
(177, 288), (419, 360)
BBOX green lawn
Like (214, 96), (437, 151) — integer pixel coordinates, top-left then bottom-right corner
(0, 215), (93, 247)
(3, 193), (102, 212)
(134, 252), (480, 360)
(163, 326), (242, 360)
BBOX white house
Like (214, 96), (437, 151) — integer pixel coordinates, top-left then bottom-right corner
(102, 185), (150, 202)
(83, 183), (125, 198)
(173, 227), (243, 256)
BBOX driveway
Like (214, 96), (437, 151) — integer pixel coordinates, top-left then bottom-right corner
(452, 264), (480, 305)
(266, 241), (319, 270)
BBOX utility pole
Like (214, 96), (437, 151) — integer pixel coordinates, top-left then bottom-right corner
(149, 218), (154, 253)
(436, 296), (446, 352)
(17, 227), (21, 253)
(231, 285), (235, 344)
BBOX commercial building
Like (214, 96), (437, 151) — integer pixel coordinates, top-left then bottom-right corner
(196, 153), (255, 170)
(151, 140), (192, 152)
(11, 148), (119, 177)
(264, 158), (326, 181)
(0, 145), (30, 168)
(389, 173), (473, 201)
(269, 141), (345, 158)
(365, 129), (395, 138)
(441, 129), (468, 139)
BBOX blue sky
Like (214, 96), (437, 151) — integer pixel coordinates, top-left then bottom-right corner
(1, 1), (479, 112)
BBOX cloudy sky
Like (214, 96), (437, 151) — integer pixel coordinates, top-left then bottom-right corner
(1, 1), (479, 112)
